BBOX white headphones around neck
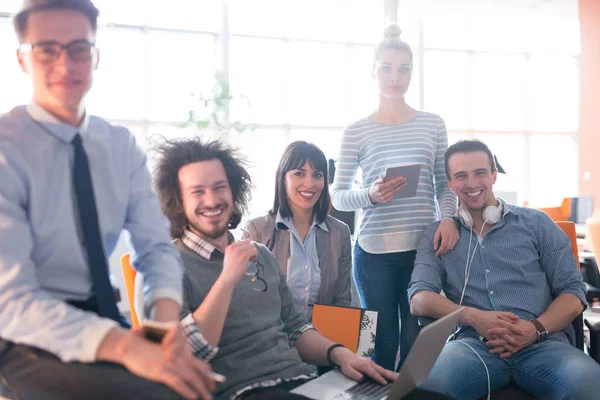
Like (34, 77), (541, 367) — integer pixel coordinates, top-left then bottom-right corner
(456, 198), (506, 400)
(457, 200), (504, 228)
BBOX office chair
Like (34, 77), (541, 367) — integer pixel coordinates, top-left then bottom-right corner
(538, 207), (600, 303)
(120, 253), (140, 328)
(328, 158), (356, 235)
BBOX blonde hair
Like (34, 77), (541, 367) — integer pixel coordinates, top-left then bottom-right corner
(374, 24), (413, 66)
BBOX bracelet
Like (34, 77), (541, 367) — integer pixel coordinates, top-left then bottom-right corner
(327, 344), (345, 368)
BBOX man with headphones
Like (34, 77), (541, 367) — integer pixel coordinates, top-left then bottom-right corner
(407, 139), (600, 399)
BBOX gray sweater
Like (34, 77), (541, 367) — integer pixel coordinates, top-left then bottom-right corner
(176, 239), (315, 399)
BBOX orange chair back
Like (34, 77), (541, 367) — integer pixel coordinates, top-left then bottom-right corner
(538, 198), (572, 222)
(556, 221), (579, 267)
(120, 253), (140, 328)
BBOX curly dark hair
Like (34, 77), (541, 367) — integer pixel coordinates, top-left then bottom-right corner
(270, 140), (331, 223)
(153, 137), (253, 239)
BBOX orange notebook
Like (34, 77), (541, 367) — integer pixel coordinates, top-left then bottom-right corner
(312, 304), (378, 357)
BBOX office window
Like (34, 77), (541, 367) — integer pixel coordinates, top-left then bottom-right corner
(0, 2), (583, 213)
(287, 0), (381, 43)
(230, 0), (381, 43)
(288, 42), (350, 126)
(229, 0), (293, 38)
(95, 0), (220, 31)
(423, 51), (469, 130)
(396, 14), (420, 50)
(147, 124), (200, 146)
(290, 128), (343, 161)
(347, 45), (378, 120)
(0, 0), (19, 13)
(144, 0), (220, 31)
(146, 31), (215, 123)
(530, 55), (579, 132)
(447, 133), (467, 147)
(123, 125), (147, 151)
(93, 0), (147, 26)
(412, 6), (580, 206)
(530, 17), (580, 56)
(144, 124), (200, 173)
(475, 134), (525, 205)
(0, 21), (30, 114)
(422, 14), (470, 51)
(471, 16), (530, 53)
(529, 135), (578, 207)
(228, 0), (385, 217)
(236, 128), (289, 217)
(229, 37), (287, 125)
(404, 48), (422, 110)
(472, 54), (527, 132)
(87, 28), (146, 120)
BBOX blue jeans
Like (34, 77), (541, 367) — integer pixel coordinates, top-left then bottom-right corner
(420, 337), (600, 400)
(353, 243), (419, 371)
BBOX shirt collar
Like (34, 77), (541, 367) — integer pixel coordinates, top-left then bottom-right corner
(26, 101), (90, 143)
(500, 199), (512, 216)
(275, 211), (328, 232)
(454, 197), (511, 220)
(181, 227), (235, 261)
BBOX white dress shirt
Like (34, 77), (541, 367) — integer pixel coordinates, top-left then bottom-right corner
(275, 213), (324, 318)
(0, 103), (183, 363)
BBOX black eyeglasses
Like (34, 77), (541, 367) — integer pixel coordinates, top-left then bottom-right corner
(246, 261), (267, 292)
(18, 39), (97, 64)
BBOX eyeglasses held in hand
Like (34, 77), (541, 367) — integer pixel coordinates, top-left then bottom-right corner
(246, 261), (268, 292)
(18, 39), (97, 64)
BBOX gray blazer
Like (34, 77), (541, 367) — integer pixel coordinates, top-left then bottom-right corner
(242, 213), (352, 308)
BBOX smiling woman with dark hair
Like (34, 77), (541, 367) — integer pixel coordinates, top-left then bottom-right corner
(242, 141), (352, 320)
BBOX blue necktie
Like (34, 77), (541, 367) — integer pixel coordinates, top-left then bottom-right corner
(71, 134), (121, 323)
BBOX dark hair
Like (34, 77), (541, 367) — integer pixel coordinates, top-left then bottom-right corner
(444, 139), (496, 180)
(13, 0), (100, 42)
(153, 137), (253, 239)
(271, 141), (331, 224)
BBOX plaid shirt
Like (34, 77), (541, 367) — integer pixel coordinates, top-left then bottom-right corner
(180, 228), (317, 399)
(181, 313), (218, 361)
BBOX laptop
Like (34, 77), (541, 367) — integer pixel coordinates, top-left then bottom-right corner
(291, 308), (463, 400)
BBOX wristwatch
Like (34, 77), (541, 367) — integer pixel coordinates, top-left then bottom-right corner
(531, 319), (549, 342)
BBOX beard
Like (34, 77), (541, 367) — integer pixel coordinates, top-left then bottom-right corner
(188, 204), (232, 240)
(189, 220), (229, 240)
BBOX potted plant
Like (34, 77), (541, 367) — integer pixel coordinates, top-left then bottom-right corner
(182, 71), (253, 141)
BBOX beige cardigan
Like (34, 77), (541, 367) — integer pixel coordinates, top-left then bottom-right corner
(242, 213), (352, 308)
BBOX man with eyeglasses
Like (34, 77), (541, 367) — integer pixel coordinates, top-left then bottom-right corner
(138, 138), (398, 400)
(0, 1), (215, 399)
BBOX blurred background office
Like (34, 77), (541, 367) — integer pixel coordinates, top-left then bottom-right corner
(1, 0), (598, 310)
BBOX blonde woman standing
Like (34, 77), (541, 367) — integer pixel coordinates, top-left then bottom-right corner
(331, 24), (459, 370)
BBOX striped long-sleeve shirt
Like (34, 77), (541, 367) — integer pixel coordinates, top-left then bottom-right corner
(331, 111), (457, 254)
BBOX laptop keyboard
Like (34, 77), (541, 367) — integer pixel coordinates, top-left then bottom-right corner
(334, 379), (392, 400)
